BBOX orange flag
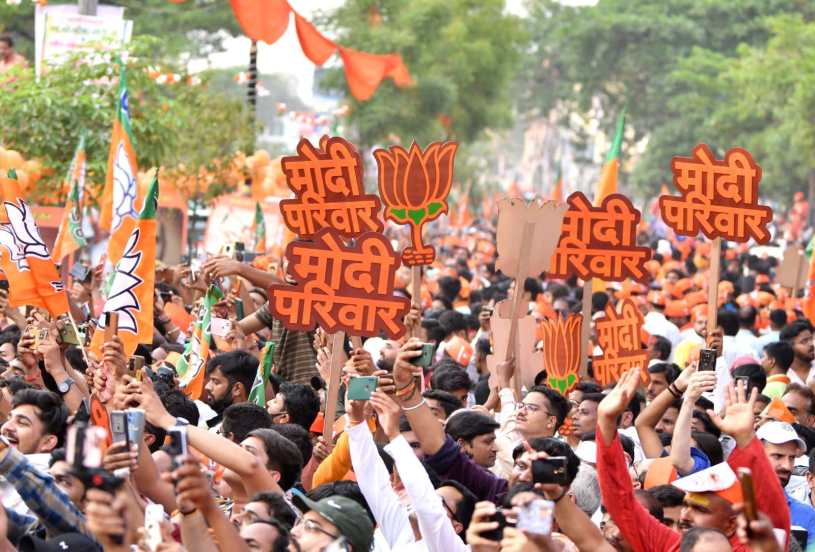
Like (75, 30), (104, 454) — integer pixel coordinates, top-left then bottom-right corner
(0, 172), (70, 317)
(100, 65), (141, 266)
(91, 175), (158, 357)
(52, 136), (88, 263)
(594, 110), (625, 205)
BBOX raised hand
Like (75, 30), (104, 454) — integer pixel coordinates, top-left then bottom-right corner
(684, 370), (717, 401)
(707, 380), (757, 448)
(369, 390), (401, 440)
(465, 501), (501, 552)
(672, 361), (698, 394)
(393, 339), (423, 392)
(597, 367), (641, 445)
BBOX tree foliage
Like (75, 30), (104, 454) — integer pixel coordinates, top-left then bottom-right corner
(524, 0), (815, 201)
(0, 37), (253, 205)
(317, 0), (526, 149)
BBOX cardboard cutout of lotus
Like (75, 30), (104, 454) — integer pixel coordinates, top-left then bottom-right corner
(539, 314), (582, 395)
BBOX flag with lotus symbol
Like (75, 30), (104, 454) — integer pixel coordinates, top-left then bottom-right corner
(0, 170), (70, 317)
(90, 175), (158, 357)
(248, 341), (275, 407)
(177, 285), (223, 400)
(100, 64), (141, 266)
(52, 136), (88, 263)
(253, 201), (266, 254)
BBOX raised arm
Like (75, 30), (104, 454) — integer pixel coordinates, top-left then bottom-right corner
(202, 257), (281, 291)
(635, 364), (694, 458)
(393, 339), (445, 455)
(670, 370), (716, 476)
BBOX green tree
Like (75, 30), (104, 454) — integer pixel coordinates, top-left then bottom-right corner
(524, 0), (815, 198)
(316, 0), (526, 149)
(0, 37), (253, 205)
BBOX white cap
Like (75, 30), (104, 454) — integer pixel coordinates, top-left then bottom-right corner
(672, 462), (736, 494)
(363, 337), (386, 362)
(757, 421), (806, 453)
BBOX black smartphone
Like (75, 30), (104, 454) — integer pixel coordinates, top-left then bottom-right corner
(738, 467), (757, 524)
(70, 263), (91, 284)
(409, 343), (435, 368)
(166, 426), (188, 469)
(532, 457), (569, 485)
(234, 242), (246, 262)
(481, 509), (508, 541)
(110, 411), (130, 447)
(235, 298), (245, 320)
(699, 348), (717, 371)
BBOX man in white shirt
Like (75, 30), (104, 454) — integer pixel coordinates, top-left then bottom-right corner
(643, 296), (681, 349)
(734, 306), (761, 359)
(781, 320), (815, 387)
(757, 308), (788, 350)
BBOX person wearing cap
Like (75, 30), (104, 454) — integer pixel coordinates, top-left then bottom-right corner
(291, 492), (375, 552)
(597, 368), (789, 551)
(762, 341), (794, 399)
(757, 421), (815, 549)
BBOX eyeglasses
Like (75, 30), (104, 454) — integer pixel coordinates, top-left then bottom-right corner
(516, 402), (553, 417)
(297, 518), (339, 540)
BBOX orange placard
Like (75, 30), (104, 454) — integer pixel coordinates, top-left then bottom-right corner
(549, 192), (651, 282)
(374, 141), (458, 266)
(90, 394), (112, 446)
(539, 314), (582, 395)
(592, 298), (648, 387)
(279, 136), (383, 238)
(658, 144), (772, 243)
(269, 229), (410, 339)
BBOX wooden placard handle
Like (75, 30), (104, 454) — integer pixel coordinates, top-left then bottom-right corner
(322, 331), (346, 442)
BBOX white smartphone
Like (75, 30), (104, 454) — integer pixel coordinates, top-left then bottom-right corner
(144, 503), (165, 551)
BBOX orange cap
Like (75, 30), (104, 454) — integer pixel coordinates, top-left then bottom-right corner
(761, 397), (796, 424)
(672, 278), (693, 298)
(446, 336), (474, 367)
(648, 291), (666, 307)
(691, 304), (708, 321)
(685, 291), (707, 308)
(665, 301), (690, 318)
(644, 457), (677, 489)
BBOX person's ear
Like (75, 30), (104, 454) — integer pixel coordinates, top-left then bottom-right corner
(452, 519), (464, 535)
(271, 470), (281, 484)
(144, 433), (156, 447)
(232, 382), (246, 400)
(38, 434), (57, 453)
(725, 513), (738, 537)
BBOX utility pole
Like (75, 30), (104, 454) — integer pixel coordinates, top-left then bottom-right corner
(78, 0), (98, 16)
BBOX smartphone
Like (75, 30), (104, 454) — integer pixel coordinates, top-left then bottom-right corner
(516, 498), (554, 535)
(0, 280), (8, 291)
(34, 328), (48, 349)
(59, 323), (81, 346)
(347, 376), (378, 401)
(699, 348), (717, 372)
(481, 509), (510, 541)
(532, 457), (569, 485)
(126, 409), (146, 446)
(70, 263), (91, 284)
(144, 503), (165, 552)
(128, 356), (145, 380)
(110, 411), (129, 447)
(104, 311), (119, 343)
(738, 467), (757, 525)
(234, 242), (245, 261)
(210, 317), (232, 338)
(234, 298), (245, 320)
(166, 426), (188, 469)
(66, 422), (107, 471)
(409, 343), (435, 368)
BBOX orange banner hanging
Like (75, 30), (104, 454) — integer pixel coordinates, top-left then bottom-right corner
(294, 13), (336, 65)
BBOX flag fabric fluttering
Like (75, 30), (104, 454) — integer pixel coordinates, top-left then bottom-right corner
(248, 341), (275, 406)
(90, 175), (159, 357)
(177, 285), (223, 400)
(551, 158), (564, 202)
(594, 110), (625, 205)
(52, 136), (88, 263)
(803, 234), (815, 321)
(0, 171), (70, 317)
(100, 64), (141, 266)
(253, 202), (266, 254)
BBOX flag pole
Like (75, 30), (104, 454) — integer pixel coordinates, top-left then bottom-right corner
(66, 311), (90, 365)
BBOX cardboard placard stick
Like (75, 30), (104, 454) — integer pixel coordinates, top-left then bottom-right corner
(322, 331), (345, 442)
(350, 336), (362, 349)
(778, 245), (807, 299)
(580, 279), (592, 376)
(707, 238), (721, 335)
(410, 266), (421, 338)
(505, 222), (535, 363)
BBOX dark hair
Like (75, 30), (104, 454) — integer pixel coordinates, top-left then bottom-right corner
(0, 35), (13, 48)
(580, 392), (604, 406)
(504, 482), (545, 508)
(160, 387), (199, 426)
(526, 386), (571, 430)
(625, 392), (643, 420)
(247, 491), (297, 531)
(246, 429), (303, 490)
(769, 309), (788, 329)
(781, 319), (813, 343)
(738, 306), (757, 329)
(398, 415), (412, 433)
(591, 291), (609, 313)
(445, 411), (499, 442)
(716, 310), (739, 336)
(431, 366), (472, 395)
(680, 527), (728, 552)
(438, 479), (477, 535)
(785, 383), (815, 415)
(619, 433), (636, 463)
(635, 489), (664, 523)
(421, 319), (446, 343)
(648, 484), (685, 508)
(12, 389), (68, 447)
(526, 437), (580, 486)
(64, 346), (87, 374)
(439, 311), (467, 338)
(473, 378), (491, 406)
(650, 335), (672, 361)
(207, 351), (258, 397)
(574, 382), (602, 395)
(731, 363), (766, 396)
(222, 403), (273, 443)
(647, 362), (679, 384)
(437, 277), (462, 303)
(308, 481), (374, 524)
(279, 383), (320, 431)
(691, 432), (723, 465)
(0, 377), (34, 395)
(692, 410), (721, 438)
(48, 448), (66, 468)
(524, 278), (543, 301)
(268, 424), (313, 466)
(764, 341), (794, 371)
(0, 326), (20, 349)
(423, 389), (462, 418)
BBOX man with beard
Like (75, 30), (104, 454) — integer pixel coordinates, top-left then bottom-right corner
(781, 320), (815, 387)
(202, 351), (258, 430)
(597, 368), (789, 551)
(757, 421), (815, 549)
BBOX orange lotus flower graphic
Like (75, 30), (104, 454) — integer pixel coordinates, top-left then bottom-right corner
(374, 141), (457, 265)
(539, 314), (582, 395)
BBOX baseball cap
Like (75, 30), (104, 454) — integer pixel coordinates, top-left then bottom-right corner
(292, 491), (374, 552)
(19, 533), (102, 552)
(446, 336), (473, 367)
(760, 398), (796, 424)
(672, 462), (743, 505)
(757, 421), (806, 453)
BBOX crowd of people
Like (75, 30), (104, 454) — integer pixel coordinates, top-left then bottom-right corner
(0, 204), (809, 552)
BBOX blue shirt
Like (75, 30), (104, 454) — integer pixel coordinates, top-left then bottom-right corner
(786, 491), (815, 549)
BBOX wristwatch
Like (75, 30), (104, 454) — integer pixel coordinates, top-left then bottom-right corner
(57, 377), (75, 395)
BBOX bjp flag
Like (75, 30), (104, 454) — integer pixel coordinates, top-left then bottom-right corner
(594, 110), (625, 205)
(91, 175), (158, 357)
(253, 201), (266, 254)
(0, 171), (70, 317)
(100, 65), (141, 266)
(52, 136), (88, 263)
(176, 285), (223, 400)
